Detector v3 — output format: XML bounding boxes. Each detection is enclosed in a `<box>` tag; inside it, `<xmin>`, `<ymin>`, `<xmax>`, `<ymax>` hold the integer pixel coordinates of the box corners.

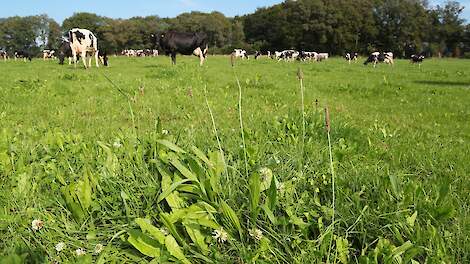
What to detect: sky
<box><xmin>0</xmin><ymin>0</ymin><xmax>469</xmax><ymax>23</ymax></box>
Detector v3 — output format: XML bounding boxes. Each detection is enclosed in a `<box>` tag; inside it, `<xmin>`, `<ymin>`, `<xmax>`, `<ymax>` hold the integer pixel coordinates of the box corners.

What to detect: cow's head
<box><xmin>150</xmin><ymin>32</ymin><xmax>165</xmax><ymax>49</ymax></box>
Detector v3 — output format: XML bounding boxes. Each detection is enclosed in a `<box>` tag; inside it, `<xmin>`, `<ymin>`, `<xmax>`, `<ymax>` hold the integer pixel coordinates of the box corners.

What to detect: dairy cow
<box><xmin>152</xmin><ymin>31</ymin><xmax>208</xmax><ymax>66</ymax></box>
<box><xmin>68</xmin><ymin>28</ymin><xmax>99</xmax><ymax>68</ymax></box>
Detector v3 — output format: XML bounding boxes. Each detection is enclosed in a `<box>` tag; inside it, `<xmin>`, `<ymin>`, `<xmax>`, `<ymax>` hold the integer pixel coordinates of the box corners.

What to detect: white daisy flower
<box><xmin>249</xmin><ymin>228</ymin><xmax>263</xmax><ymax>241</ymax></box>
<box><xmin>31</xmin><ymin>219</ymin><xmax>44</xmax><ymax>231</ymax></box>
<box><xmin>55</xmin><ymin>242</ymin><xmax>66</xmax><ymax>252</ymax></box>
<box><xmin>259</xmin><ymin>167</ymin><xmax>272</xmax><ymax>181</ymax></box>
<box><xmin>94</xmin><ymin>243</ymin><xmax>104</xmax><ymax>254</ymax></box>
<box><xmin>212</xmin><ymin>228</ymin><xmax>228</xmax><ymax>243</ymax></box>
<box><xmin>162</xmin><ymin>129</ymin><xmax>169</xmax><ymax>135</ymax></box>
<box><xmin>75</xmin><ymin>248</ymin><xmax>86</xmax><ymax>256</ymax></box>
<box><xmin>113</xmin><ymin>140</ymin><xmax>122</xmax><ymax>148</ymax></box>
<box><xmin>159</xmin><ymin>227</ymin><xmax>169</xmax><ymax>236</ymax></box>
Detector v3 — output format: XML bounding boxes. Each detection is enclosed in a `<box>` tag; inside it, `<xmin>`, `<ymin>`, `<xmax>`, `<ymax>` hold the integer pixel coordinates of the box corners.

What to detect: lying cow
<box><xmin>14</xmin><ymin>50</ymin><xmax>32</xmax><ymax>61</ymax></box>
<box><xmin>345</xmin><ymin>52</ymin><xmax>358</xmax><ymax>64</ymax></box>
<box><xmin>68</xmin><ymin>28</ymin><xmax>100</xmax><ymax>68</ymax></box>
<box><xmin>152</xmin><ymin>31</ymin><xmax>208</xmax><ymax>66</ymax></box>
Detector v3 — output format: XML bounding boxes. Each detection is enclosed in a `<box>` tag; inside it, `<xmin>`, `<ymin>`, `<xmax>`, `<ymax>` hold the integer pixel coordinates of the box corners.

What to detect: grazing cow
<box><xmin>0</xmin><ymin>50</ymin><xmax>8</xmax><ymax>61</ymax></box>
<box><xmin>233</xmin><ymin>49</ymin><xmax>248</xmax><ymax>59</ymax></box>
<box><xmin>254</xmin><ymin>51</ymin><xmax>262</xmax><ymax>60</ymax></box>
<box><xmin>299</xmin><ymin>51</ymin><xmax>318</xmax><ymax>61</ymax></box>
<box><xmin>345</xmin><ymin>52</ymin><xmax>358</xmax><ymax>64</ymax></box>
<box><xmin>364</xmin><ymin>52</ymin><xmax>393</xmax><ymax>67</ymax></box>
<box><xmin>278</xmin><ymin>50</ymin><xmax>299</xmax><ymax>61</ymax></box>
<box><xmin>410</xmin><ymin>54</ymin><xmax>425</xmax><ymax>66</ymax></box>
<box><xmin>58</xmin><ymin>38</ymin><xmax>73</xmax><ymax>65</ymax></box>
<box><xmin>14</xmin><ymin>50</ymin><xmax>32</xmax><ymax>61</ymax></box>
<box><xmin>43</xmin><ymin>50</ymin><xmax>55</xmax><ymax>60</ymax></box>
<box><xmin>152</xmin><ymin>31</ymin><xmax>208</xmax><ymax>66</ymax></box>
<box><xmin>68</xmin><ymin>28</ymin><xmax>99</xmax><ymax>68</ymax></box>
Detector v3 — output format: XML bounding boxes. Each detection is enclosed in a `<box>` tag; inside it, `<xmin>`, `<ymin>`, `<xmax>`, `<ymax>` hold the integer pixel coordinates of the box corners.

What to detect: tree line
<box><xmin>0</xmin><ymin>0</ymin><xmax>469</xmax><ymax>58</ymax></box>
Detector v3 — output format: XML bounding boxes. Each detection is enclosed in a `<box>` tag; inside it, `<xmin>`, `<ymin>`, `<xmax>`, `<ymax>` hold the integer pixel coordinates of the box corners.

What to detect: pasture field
<box><xmin>0</xmin><ymin>56</ymin><xmax>469</xmax><ymax>263</ymax></box>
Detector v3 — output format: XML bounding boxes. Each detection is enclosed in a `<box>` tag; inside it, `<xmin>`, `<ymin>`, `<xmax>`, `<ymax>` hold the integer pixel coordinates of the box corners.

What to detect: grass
<box><xmin>0</xmin><ymin>55</ymin><xmax>469</xmax><ymax>263</ymax></box>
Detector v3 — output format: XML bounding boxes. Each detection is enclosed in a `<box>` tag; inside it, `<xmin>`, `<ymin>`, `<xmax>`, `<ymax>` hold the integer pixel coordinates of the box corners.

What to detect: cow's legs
<box><xmin>171</xmin><ymin>53</ymin><xmax>176</xmax><ymax>65</ymax></box>
<box><xmin>193</xmin><ymin>47</ymin><xmax>205</xmax><ymax>66</ymax></box>
<box><xmin>95</xmin><ymin>50</ymin><xmax>100</xmax><ymax>68</ymax></box>
<box><xmin>72</xmin><ymin>49</ymin><xmax>78</xmax><ymax>68</ymax></box>
<box><xmin>81</xmin><ymin>50</ymin><xmax>88</xmax><ymax>69</ymax></box>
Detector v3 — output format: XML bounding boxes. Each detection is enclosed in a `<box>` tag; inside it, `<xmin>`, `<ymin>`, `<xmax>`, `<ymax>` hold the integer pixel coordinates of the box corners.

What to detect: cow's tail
<box><xmin>68</xmin><ymin>30</ymin><xmax>73</xmax><ymax>43</ymax></box>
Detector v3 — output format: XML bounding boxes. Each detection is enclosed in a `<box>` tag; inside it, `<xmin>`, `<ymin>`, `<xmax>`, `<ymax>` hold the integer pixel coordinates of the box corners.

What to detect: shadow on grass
<box><xmin>415</xmin><ymin>80</ymin><xmax>470</xmax><ymax>87</ymax></box>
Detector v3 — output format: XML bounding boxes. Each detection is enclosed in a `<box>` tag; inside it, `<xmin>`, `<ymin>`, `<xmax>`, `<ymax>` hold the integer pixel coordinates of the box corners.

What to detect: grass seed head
<box><xmin>324</xmin><ymin>106</ymin><xmax>331</xmax><ymax>133</ymax></box>
<box><xmin>297</xmin><ymin>68</ymin><xmax>304</xmax><ymax>80</ymax></box>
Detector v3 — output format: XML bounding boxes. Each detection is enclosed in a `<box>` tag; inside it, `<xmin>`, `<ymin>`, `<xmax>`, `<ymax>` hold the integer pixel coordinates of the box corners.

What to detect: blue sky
<box><xmin>0</xmin><ymin>0</ymin><xmax>469</xmax><ymax>23</ymax></box>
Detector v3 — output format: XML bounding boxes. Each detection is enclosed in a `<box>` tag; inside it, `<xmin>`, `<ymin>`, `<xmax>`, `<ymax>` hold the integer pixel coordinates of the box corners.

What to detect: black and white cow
<box><xmin>58</xmin><ymin>37</ymin><xmax>108</xmax><ymax>66</ymax></box>
<box><xmin>233</xmin><ymin>49</ymin><xmax>248</xmax><ymax>59</ymax></box>
<box><xmin>410</xmin><ymin>54</ymin><xmax>425</xmax><ymax>64</ymax></box>
<box><xmin>0</xmin><ymin>50</ymin><xmax>8</xmax><ymax>61</ymax></box>
<box><xmin>364</xmin><ymin>52</ymin><xmax>393</xmax><ymax>67</ymax></box>
<box><xmin>299</xmin><ymin>51</ymin><xmax>318</xmax><ymax>61</ymax></box>
<box><xmin>254</xmin><ymin>51</ymin><xmax>262</xmax><ymax>60</ymax></box>
<box><xmin>43</xmin><ymin>50</ymin><xmax>55</xmax><ymax>60</ymax></box>
<box><xmin>152</xmin><ymin>31</ymin><xmax>208</xmax><ymax>66</ymax></box>
<box><xmin>68</xmin><ymin>28</ymin><xmax>99</xmax><ymax>68</ymax></box>
<box><xmin>345</xmin><ymin>52</ymin><xmax>358</xmax><ymax>64</ymax></box>
<box><xmin>14</xmin><ymin>50</ymin><xmax>32</xmax><ymax>61</ymax></box>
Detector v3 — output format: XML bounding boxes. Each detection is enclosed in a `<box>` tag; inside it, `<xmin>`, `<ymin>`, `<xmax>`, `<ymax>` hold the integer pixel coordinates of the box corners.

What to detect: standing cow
<box><xmin>14</xmin><ymin>50</ymin><xmax>32</xmax><ymax>61</ymax></box>
<box><xmin>58</xmin><ymin>37</ymin><xmax>108</xmax><ymax>66</ymax></box>
<box><xmin>68</xmin><ymin>28</ymin><xmax>99</xmax><ymax>68</ymax></box>
<box><xmin>152</xmin><ymin>31</ymin><xmax>208</xmax><ymax>66</ymax></box>
<box><xmin>0</xmin><ymin>50</ymin><xmax>8</xmax><ymax>61</ymax></box>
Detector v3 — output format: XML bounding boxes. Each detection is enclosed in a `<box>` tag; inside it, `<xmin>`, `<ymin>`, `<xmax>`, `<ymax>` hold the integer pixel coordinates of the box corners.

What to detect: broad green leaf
<box><xmin>157</xmin><ymin>139</ymin><xmax>186</xmax><ymax>153</ymax></box>
<box><xmin>336</xmin><ymin>237</ymin><xmax>349</xmax><ymax>264</ymax></box>
<box><xmin>168</xmin><ymin>153</ymin><xmax>198</xmax><ymax>181</ymax></box>
<box><xmin>389</xmin><ymin>174</ymin><xmax>400</xmax><ymax>198</ymax></box>
<box><xmin>183</xmin><ymin>222</ymin><xmax>209</xmax><ymax>255</ymax></box>
<box><xmin>220</xmin><ymin>200</ymin><xmax>243</xmax><ymax>239</ymax></box>
<box><xmin>191</xmin><ymin>146</ymin><xmax>211</xmax><ymax>166</ymax></box>
<box><xmin>266</xmin><ymin>175</ymin><xmax>277</xmax><ymax>210</ymax></box>
<box><xmin>406</xmin><ymin>211</ymin><xmax>418</xmax><ymax>227</ymax></box>
<box><xmin>249</xmin><ymin>172</ymin><xmax>261</xmax><ymax>222</ymax></box>
<box><xmin>127</xmin><ymin>230</ymin><xmax>161</xmax><ymax>258</ymax></box>
<box><xmin>262</xmin><ymin>204</ymin><xmax>277</xmax><ymax>225</ymax></box>
<box><xmin>165</xmin><ymin>235</ymin><xmax>191</xmax><ymax>264</ymax></box>
<box><xmin>157</xmin><ymin>179</ymin><xmax>192</xmax><ymax>203</ymax></box>
<box><xmin>391</xmin><ymin>241</ymin><xmax>412</xmax><ymax>258</ymax></box>
<box><xmin>135</xmin><ymin>218</ymin><xmax>166</xmax><ymax>244</ymax></box>
<box><xmin>76</xmin><ymin>173</ymin><xmax>92</xmax><ymax>211</ymax></box>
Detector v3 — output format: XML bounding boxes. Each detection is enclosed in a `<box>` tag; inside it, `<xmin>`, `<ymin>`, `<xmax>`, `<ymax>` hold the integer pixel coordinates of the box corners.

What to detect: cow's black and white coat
<box><xmin>68</xmin><ymin>28</ymin><xmax>99</xmax><ymax>68</ymax></box>
<box><xmin>58</xmin><ymin>37</ymin><xmax>108</xmax><ymax>66</ymax></box>
<box><xmin>152</xmin><ymin>31</ymin><xmax>208</xmax><ymax>66</ymax></box>
<box><xmin>14</xmin><ymin>50</ymin><xmax>32</xmax><ymax>61</ymax></box>
<box><xmin>410</xmin><ymin>54</ymin><xmax>425</xmax><ymax>64</ymax></box>
<box><xmin>0</xmin><ymin>50</ymin><xmax>8</xmax><ymax>61</ymax></box>
<box><xmin>345</xmin><ymin>52</ymin><xmax>358</xmax><ymax>64</ymax></box>
<box><xmin>364</xmin><ymin>52</ymin><xmax>393</xmax><ymax>67</ymax></box>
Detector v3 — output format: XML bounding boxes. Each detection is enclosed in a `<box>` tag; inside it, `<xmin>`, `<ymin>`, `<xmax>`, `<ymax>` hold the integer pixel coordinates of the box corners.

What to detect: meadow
<box><xmin>0</xmin><ymin>55</ymin><xmax>469</xmax><ymax>263</ymax></box>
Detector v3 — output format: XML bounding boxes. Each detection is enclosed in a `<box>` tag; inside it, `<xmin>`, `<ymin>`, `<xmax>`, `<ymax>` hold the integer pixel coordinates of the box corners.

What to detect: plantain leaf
<box><xmin>249</xmin><ymin>172</ymin><xmax>261</xmax><ymax>223</ymax></box>
<box><xmin>220</xmin><ymin>200</ymin><xmax>243</xmax><ymax>239</ymax></box>
<box><xmin>168</xmin><ymin>153</ymin><xmax>198</xmax><ymax>182</ymax></box>
<box><xmin>156</xmin><ymin>140</ymin><xmax>186</xmax><ymax>153</ymax></box>
<box><xmin>157</xmin><ymin>179</ymin><xmax>192</xmax><ymax>203</ymax></box>
<box><xmin>135</xmin><ymin>218</ymin><xmax>166</xmax><ymax>244</ymax></box>
<box><xmin>127</xmin><ymin>230</ymin><xmax>161</xmax><ymax>258</ymax></box>
<box><xmin>183</xmin><ymin>222</ymin><xmax>209</xmax><ymax>255</ymax></box>
<box><xmin>165</xmin><ymin>235</ymin><xmax>191</xmax><ymax>264</ymax></box>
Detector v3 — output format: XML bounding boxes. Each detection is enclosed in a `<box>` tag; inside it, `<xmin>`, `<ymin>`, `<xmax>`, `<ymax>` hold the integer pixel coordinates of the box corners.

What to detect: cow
<box><xmin>410</xmin><ymin>54</ymin><xmax>425</xmax><ymax>67</ymax></box>
<box><xmin>43</xmin><ymin>50</ymin><xmax>55</xmax><ymax>60</ymax></box>
<box><xmin>58</xmin><ymin>38</ymin><xmax>73</xmax><ymax>65</ymax></box>
<box><xmin>152</xmin><ymin>31</ymin><xmax>208</xmax><ymax>66</ymax></box>
<box><xmin>299</xmin><ymin>51</ymin><xmax>318</xmax><ymax>61</ymax></box>
<box><xmin>317</xmin><ymin>53</ymin><xmax>329</xmax><ymax>61</ymax></box>
<box><xmin>68</xmin><ymin>28</ymin><xmax>99</xmax><ymax>68</ymax></box>
<box><xmin>0</xmin><ymin>50</ymin><xmax>8</xmax><ymax>61</ymax></box>
<box><xmin>345</xmin><ymin>52</ymin><xmax>358</xmax><ymax>64</ymax></box>
<box><xmin>14</xmin><ymin>50</ymin><xmax>32</xmax><ymax>61</ymax></box>
<box><xmin>233</xmin><ymin>49</ymin><xmax>248</xmax><ymax>59</ymax></box>
<box><xmin>58</xmin><ymin>37</ymin><xmax>108</xmax><ymax>66</ymax></box>
<box><xmin>364</xmin><ymin>52</ymin><xmax>393</xmax><ymax>67</ymax></box>
<box><xmin>254</xmin><ymin>51</ymin><xmax>262</xmax><ymax>60</ymax></box>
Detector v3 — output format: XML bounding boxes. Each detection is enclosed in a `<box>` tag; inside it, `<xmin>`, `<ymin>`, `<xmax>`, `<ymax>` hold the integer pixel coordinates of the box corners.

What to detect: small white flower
<box><xmin>113</xmin><ymin>140</ymin><xmax>122</xmax><ymax>148</ymax></box>
<box><xmin>249</xmin><ymin>228</ymin><xmax>263</xmax><ymax>241</ymax></box>
<box><xmin>159</xmin><ymin>227</ymin><xmax>169</xmax><ymax>236</ymax></box>
<box><xmin>31</xmin><ymin>219</ymin><xmax>44</xmax><ymax>231</ymax></box>
<box><xmin>55</xmin><ymin>242</ymin><xmax>66</xmax><ymax>252</ymax></box>
<box><xmin>75</xmin><ymin>248</ymin><xmax>86</xmax><ymax>256</ymax></box>
<box><xmin>259</xmin><ymin>167</ymin><xmax>272</xmax><ymax>181</ymax></box>
<box><xmin>162</xmin><ymin>129</ymin><xmax>169</xmax><ymax>135</ymax></box>
<box><xmin>94</xmin><ymin>243</ymin><xmax>104</xmax><ymax>254</ymax></box>
<box><xmin>212</xmin><ymin>228</ymin><xmax>228</xmax><ymax>243</ymax></box>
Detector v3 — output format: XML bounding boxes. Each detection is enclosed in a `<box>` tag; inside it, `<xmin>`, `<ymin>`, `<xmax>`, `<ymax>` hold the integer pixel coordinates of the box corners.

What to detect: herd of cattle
<box><xmin>0</xmin><ymin>27</ymin><xmax>427</xmax><ymax>68</ymax></box>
